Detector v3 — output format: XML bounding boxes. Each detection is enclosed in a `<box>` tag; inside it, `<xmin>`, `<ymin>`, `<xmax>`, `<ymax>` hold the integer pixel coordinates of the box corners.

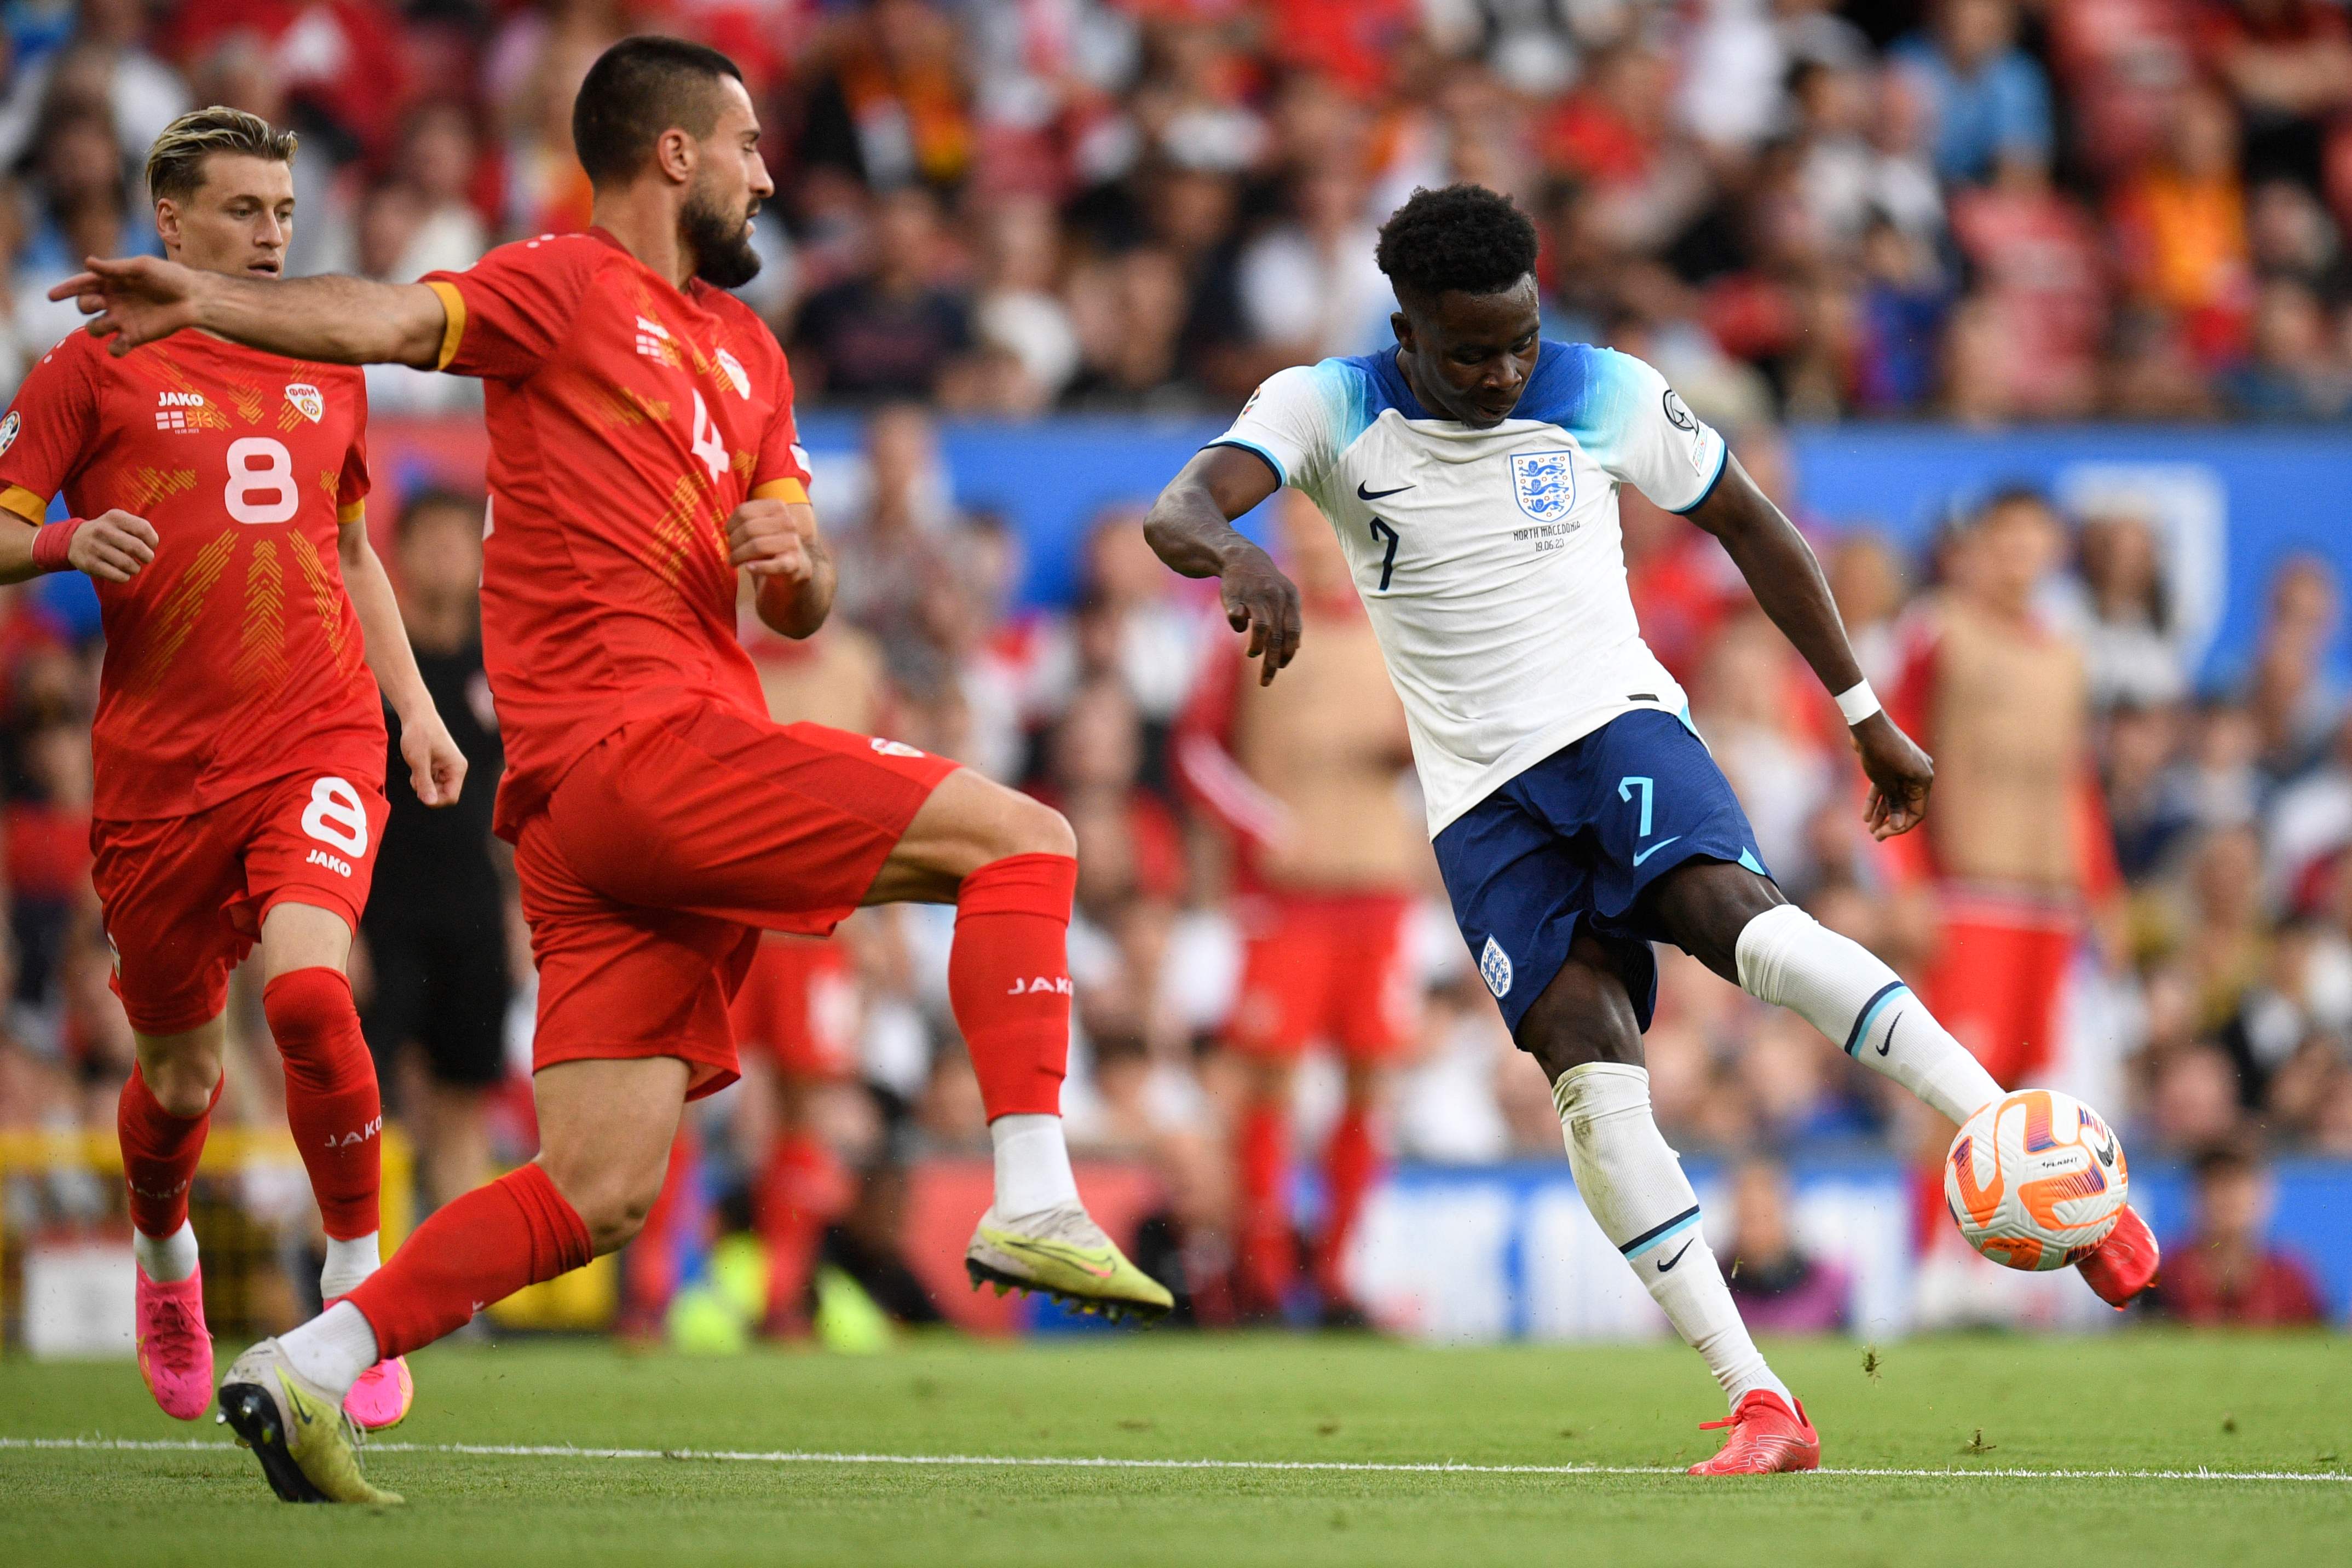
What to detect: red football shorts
<box><xmin>515</xmin><ymin>704</ymin><xmax>956</xmax><ymax>1099</ymax></box>
<box><xmin>730</xmin><ymin>933</ymin><xmax>857</xmax><ymax>1080</ymax></box>
<box><xmin>1921</xmin><ymin>906</ymin><xmax>2075</xmax><ymax>1089</ymax></box>
<box><xmin>1225</xmin><ymin>891</ymin><xmax>1419</xmax><ymax>1063</ymax></box>
<box><xmin>93</xmin><ymin>771</ymin><xmax>389</xmax><ymax>1035</ymax></box>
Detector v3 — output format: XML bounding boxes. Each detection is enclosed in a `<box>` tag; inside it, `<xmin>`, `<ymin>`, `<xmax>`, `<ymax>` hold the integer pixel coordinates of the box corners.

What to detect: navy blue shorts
<box><xmin>1433</xmin><ymin>710</ymin><xmax>1769</xmax><ymax>1038</ymax></box>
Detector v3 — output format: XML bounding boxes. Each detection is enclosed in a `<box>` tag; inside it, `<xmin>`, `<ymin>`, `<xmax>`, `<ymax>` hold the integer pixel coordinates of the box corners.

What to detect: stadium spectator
<box><xmin>789</xmin><ymin>186</ymin><xmax>976</xmax><ymax>403</ymax></box>
<box><xmin>2151</xmin><ymin>1139</ymin><xmax>2328</xmax><ymax>1324</ymax></box>
<box><xmin>1720</xmin><ymin>1157</ymin><xmax>1851</xmax><ymax>1333</ymax></box>
<box><xmin>1890</xmin><ymin>0</ymin><xmax>2055</xmax><ymax>187</ymax></box>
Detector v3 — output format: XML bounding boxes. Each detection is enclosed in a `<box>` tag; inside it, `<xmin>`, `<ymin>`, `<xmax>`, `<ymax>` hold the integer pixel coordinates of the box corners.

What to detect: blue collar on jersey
<box><xmin>1346</xmin><ymin>341</ymin><xmax>1591</xmax><ymax>428</ymax></box>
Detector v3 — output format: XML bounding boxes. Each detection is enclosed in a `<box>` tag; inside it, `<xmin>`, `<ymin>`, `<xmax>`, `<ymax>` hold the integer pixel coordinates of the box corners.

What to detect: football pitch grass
<box><xmin>3</xmin><ymin>1331</ymin><xmax>2348</xmax><ymax>1566</ymax></box>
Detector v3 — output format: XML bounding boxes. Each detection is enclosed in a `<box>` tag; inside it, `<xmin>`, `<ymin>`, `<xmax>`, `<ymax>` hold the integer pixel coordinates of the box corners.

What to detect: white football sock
<box><xmin>276</xmin><ymin>1301</ymin><xmax>379</xmax><ymax>1400</ymax></box>
<box><xmin>990</xmin><ymin>1113</ymin><xmax>1079</xmax><ymax>1217</ymax></box>
<box><xmin>1554</xmin><ymin>1063</ymin><xmax>1789</xmax><ymax>1409</ymax></box>
<box><xmin>134</xmin><ymin>1219</ymin><xmax>199</xmax><ymax>1284</ymax></box>
<box><xmin>1736</xmin><ymin>903</ymin><xmax>2003</xmax><ymax>1125</ymax></box>
<box><xmin>319</xmin><ymin>1231</ymin><xmax>381</xmax><ymax>1302</ymax></box>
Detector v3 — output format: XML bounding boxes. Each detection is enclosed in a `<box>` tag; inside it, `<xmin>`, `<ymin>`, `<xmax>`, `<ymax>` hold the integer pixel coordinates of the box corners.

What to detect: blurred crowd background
<box><xmin>3</xmin><ymin>0</ymin><xmax>2350</xmax><ymax>1341</ymax></box>
<box><xmin>0</xmin><ymin>0</ymin><xmax>2347</xmax><ymax>420</ymax></box>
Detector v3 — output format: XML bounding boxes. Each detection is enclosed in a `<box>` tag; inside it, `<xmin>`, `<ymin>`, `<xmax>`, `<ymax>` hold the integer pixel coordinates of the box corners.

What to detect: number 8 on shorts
<box><xmin>301</xmin><ymin>776</ymin><xmax>370</xmax><ymax>857</ymax></box>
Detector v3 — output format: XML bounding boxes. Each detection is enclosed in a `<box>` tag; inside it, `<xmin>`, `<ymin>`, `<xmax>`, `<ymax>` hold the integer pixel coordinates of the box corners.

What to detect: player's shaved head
<box><xmin>572</xmin><ymin>34</ymin><xmax>744</xmax><ymax>187</ymax></box>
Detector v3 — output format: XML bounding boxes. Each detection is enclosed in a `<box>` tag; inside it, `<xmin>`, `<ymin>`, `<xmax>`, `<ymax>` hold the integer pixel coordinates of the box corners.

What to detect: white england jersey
<box><xmin>1212</xmin><ymin>342</ymin><xmax>1727</xmax><ymax>835</ymax></box>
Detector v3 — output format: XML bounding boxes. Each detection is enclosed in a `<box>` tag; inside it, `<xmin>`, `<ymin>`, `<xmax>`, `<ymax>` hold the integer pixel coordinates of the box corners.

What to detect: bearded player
<box><xmin>60</xmin><ymin>37</ymin><xmax>1166</xmax><ymax>1505</ymax></box>
<box><xmin>1141</xmin><ymin>185</ymin><xmax>2159</xmax><ymax>1474</ymax></box>
<box><xmin>0</xmin><ymin>108</ymin><xmax>464</xmax><ymax>1432</ymax></box>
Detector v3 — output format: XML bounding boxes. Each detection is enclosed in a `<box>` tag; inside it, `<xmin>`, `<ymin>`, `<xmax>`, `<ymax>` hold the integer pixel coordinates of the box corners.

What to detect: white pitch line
<box><xmin>4</xmin><ymin>1436</ymin><xmax>2348</xmax><ymax>1486</ymax></box>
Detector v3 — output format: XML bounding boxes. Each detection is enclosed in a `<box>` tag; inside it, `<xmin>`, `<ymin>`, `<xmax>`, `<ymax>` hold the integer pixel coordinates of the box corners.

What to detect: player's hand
<box><xmin>399</xmin><ymin>710</ymin><xmax>468</xmax><ymax>808</ymax></box>
<box><xmin>725</xmin><ymin>499</ymin><xmax>814</xmax><ymax>585</ymax></box>
<box><xmin>68</xmin><ymin>509</ymin><xmax>159</xmax><ymax>582</ymax></box>
<box><xmin>1852</xmin><ymin>712</ymin><xmax>1932</xmax><ymax>840</ymax></box>
<box><xmin>1220</xmin><ymin>541</ymin><xmax>1302</xmax><ymax>686</ymax></box>
<box><xmin>50</xmin><ymin>255</ymin><xmax>209</xmax><ymax>355</ymax></box>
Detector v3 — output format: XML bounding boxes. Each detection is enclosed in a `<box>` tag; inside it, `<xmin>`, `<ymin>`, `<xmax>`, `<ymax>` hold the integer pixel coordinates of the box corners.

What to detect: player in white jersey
<box><xmin>1143</xmin><ymin>185</ymin><xmax>2159</xmax><ymax>1474</ymax></box>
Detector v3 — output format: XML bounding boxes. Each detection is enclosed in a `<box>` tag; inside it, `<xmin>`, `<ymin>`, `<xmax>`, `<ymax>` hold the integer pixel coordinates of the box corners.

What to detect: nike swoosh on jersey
<box><xmin>1631</xmin><ymin>834</ymin><xmax>1684</xmax><ymax>866</ymax></box>
<box><xmin>1356</xmin><ymin>481</ymin><xmax>1414</xmax><ymax>500</ymax></box>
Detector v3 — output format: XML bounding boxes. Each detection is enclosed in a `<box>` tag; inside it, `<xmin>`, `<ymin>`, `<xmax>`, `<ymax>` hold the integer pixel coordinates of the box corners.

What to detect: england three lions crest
<box><xmin>1510</xmin><ymin>449</ymin><xmax>1576</xmax><ymax>521</ymax></box>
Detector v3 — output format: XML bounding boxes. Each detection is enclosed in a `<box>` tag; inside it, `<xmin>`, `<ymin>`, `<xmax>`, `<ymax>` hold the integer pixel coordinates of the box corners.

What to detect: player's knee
<box><xmin>143</xmin><ymin>1055</ymin><xmax>223</xmax><ymax>1118</ymax></box>
<box><xmin>541</xmin><ymin>1150</ymin><xmax>668</xmax><ymax>1255</ymax></box>
<box><xmin>576</xmin><ymin>1173</ymin><xmax>664</xmax><ymax>1256</ymax></box>
<box><xmin>998</xmin><ymin>793</ymin><xmax>1076</xmax><ymax>862</ymax></box>
<box><xmin>1513</xmin><ymin>960</ymin><xmax>1643</xmax><ymax>1084</ymax></box>
<box><xmin>1649</xmin><ymin>860</ymin><xmax>1786</xmax><ymax>981</ymax></box>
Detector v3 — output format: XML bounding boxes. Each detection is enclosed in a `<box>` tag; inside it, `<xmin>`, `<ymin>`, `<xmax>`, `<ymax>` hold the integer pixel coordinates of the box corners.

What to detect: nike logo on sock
<box><xmin>1655</xmin><ymin>1239</ymin><xmax>1696</xmax><ymax>1273</ymax></box>
<box><xmin>1632</xmin><ymin>834</ymin><xmax>1684</xmax><ymax>866</ymax></box>
<box><xmin>1878</xmin><ymin>1013</ymin><xmax>1901</xmax><ymax>1058</ymax></box>
<box><xmin>1356</xmin><ymin>481</ymin><xmax>1414</xmax><ymax>500</ymax></box>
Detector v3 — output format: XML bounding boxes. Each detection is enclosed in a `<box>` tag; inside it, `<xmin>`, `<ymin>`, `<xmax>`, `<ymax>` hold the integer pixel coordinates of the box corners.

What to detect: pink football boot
<box><xmin>134</xmin><ymin>1263</ymin><xmax>213</xmax><ymax>1421</ymax></box>
<box><xmin>343</xmin><ymin>1354</ymin><xmax>415</xmax><ymax>1432</ymax></box>
<box><xmin>1688</xmin><ymin>1390</ymin><xmax>1821</xmax><ymax>1475</ymax></box>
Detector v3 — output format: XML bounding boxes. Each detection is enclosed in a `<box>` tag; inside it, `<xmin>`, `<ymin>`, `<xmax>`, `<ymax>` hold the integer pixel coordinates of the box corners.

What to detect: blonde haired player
<box><xmin>0</xmin><ymin>108</ymin><xmax>465</xmax><ymax>1431</ymax></box>
<box><xmin>59</xmin><ymin>38</ymin><xmax>1166</xmax><ymax>1504</ymax></box>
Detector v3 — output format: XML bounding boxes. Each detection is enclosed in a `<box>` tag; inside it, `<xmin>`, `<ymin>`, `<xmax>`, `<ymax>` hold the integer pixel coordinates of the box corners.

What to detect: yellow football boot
<box><xmin>215</xmin><ymin>1340</ymin><xmax>402</xmax><ymax>1505</ymax></box>
<box><xmin>965</xmin><ymin>1202</ymin><xmax>1174</xmax><ymax>1324</ymax></box>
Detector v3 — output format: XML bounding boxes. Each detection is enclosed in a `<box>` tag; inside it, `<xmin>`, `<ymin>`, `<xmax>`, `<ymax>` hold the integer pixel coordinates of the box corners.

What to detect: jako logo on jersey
<box><xmin>304</xmin><ymin>847</ymin><xmax>353</xmax><ymax>878</ymax></box>
<box><xmin>1006</xmin><ymin>976</ymin><xmax>1073</xmax><ymax>996</ymax></box>
<box><xmin>870</xmin><ymin>737</ymin><xmax>924</xmax><ymax>758</ymax></box>
<box><xmin>0</xmin><ymin>411</ymin><xmax>16</xmax><ymax>456</ymax></box>
<box><xmin>154</xmin><ymin>390</ymin><xmax>206</xmax><ymax>433</ymax></box>
<box><xmin>284</xmin><ymin>383</ymin><xmax>322</xmax><ymax>423</ymax></box>
<box><xmin>1509</xmin><ymin>450</ymin><xmax>1576</xmax><ymax>522</ymax></box>
<box><xmin>715</xmin><ymin>347</ymin><xmax>750</xmax><ymax>398</ymax></box>
<box><xmin>1479</xmin><ymin>936</ymin><xmax>1513</xmax><ymax>999</ymax></box>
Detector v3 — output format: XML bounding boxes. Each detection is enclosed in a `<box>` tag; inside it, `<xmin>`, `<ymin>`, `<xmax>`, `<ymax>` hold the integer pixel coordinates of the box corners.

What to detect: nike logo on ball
<box><xmin>1356</xmin><ymin>481</ymin><xmax>1413</xmax><ymax>500</ymax></box>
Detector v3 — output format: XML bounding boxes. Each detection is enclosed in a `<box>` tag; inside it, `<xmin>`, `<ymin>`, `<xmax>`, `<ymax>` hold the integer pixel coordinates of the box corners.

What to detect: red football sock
<box><xmin>1313</xmin><ymin>1106</ymin><xmax>1382</xmax><ymax>1302</ymax></box>
<box><xmin>345</xmin><ymin>1162</ymin><xmax>591</xmax><ymax>1359</ymax></box>
<box><xmin>758</xmin><ymin>1129</ymin><xmax>849</xmax><ymax>1331</ymax></box>
<box><xmin>263</xmin><ymin>967</ymin><xmax>382</xmax><ymax>1241</ymax></box>
<box><xmin>118</xmin><ymin>1065</ymin><xmax>222</xmax><ymax>1240</ymax></box>
<box><xmin>1236</xmin><ymin>1102</ymin><xmax>1296</xmax><ymax>1313</ymax></box>
<box><xmin>947</xmin><ymin>853</ymin><xmax>1077</xmax><ymax>1120</ymax></box>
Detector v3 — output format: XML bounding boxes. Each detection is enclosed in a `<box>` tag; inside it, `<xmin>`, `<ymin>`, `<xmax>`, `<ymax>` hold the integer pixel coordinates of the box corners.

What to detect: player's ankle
<box><xmin>989</xmin><ymin>1114</ymin><xmax>1079</xmax><ymax>1216</ymax></box>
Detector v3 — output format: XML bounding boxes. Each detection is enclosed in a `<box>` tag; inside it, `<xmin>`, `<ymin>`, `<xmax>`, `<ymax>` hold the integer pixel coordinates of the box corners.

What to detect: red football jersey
<box><xmin>0</xmin><ymin>330</ymin><xmax>382</xmax><ymax>821</ymax></box>
<box><xmin>422</xmin><ymin>229</ymin><xmax>811</xmax><ymax>839</ymax></box>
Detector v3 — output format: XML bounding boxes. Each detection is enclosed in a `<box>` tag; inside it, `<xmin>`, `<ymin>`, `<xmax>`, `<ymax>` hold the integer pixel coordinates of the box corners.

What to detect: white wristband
<box><xmin>1834</xmin><ymin>679</ymin><xmax>1881</xmax><ymax>727</ymax></box>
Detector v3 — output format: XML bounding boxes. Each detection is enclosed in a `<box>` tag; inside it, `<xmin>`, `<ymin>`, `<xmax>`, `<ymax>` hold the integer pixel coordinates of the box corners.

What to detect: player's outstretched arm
<box><xmin>1685</xmin><ymin>456</ymin><xmax>1933</xmax><ymax>840</ymax></box>
<box><xmin>339</xmin><ymin>518</ymin><xmax>466</xmax><ymax>806</ymax></box>
<box><xmin>1143</xmin><ymin>446</ymin><xmax>1300</xmax><ymax>687</ymax></box>
<box><xmin>51</xmin><ymin>256</ymin><xmax>447</xmax><ymax>367</ymax></box>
